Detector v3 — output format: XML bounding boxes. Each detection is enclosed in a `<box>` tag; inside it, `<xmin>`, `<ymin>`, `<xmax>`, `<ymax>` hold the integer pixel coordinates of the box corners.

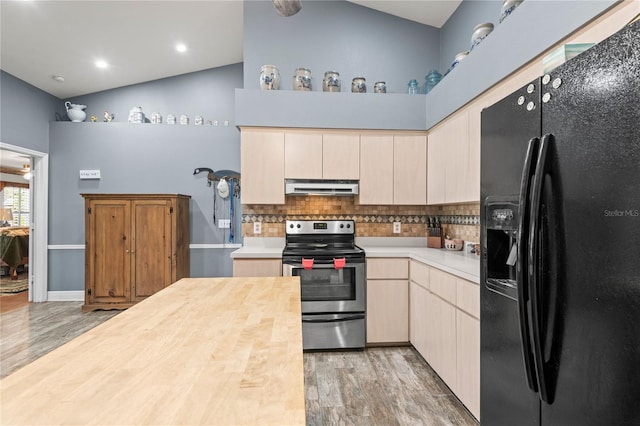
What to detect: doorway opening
<box><xmin>0</xmin><ymin>142</ymin><xmax>48</xmax><ymax>303</ymax></box>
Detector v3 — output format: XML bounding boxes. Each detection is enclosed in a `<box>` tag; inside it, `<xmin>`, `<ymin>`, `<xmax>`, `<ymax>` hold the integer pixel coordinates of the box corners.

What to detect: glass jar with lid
<box><xmin>423</xmin><ymin>69</ymin><xmax>442</xmax><ymax>94</ymax></box>
<box><xmin>407</xmin><ymin>79</ymin><xmax>420</xmax><ymax>94</ymax></box>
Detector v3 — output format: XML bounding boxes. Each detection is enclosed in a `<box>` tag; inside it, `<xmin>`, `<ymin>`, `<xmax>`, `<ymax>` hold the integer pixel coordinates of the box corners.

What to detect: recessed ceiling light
<box><xmin>95</xmin><ymin>59</ymin><xmax>108</xmax><ymax>69</ymax></box>
<box><xmin>176</xmin><ymin>44</ymin><xmax>187</xmax><ymax>53</ymax></box>
<box><xmin>52</xmin><ymin>75</ymin><xmax>65</xmax><ymax>82</ymax></box>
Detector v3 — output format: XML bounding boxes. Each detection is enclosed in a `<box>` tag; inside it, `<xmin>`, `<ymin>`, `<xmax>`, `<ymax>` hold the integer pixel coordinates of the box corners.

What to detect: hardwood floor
<box><xmin>305</xmin><ymin>348</ymin><xmax>478</xmax><ymax>426</ymax></box>
<box><xmin>0</xmin><ymin>301</ymin><xmax>119</xmax><ymax>378</ymax></box>
<box><xmin>0</xmin><ymin>302</ymin><xmax>478</xmax><ymax>425</ymax></box>
<box><xmin>0</xmin><ymin>291</ymin><xmax>29</xmax><ymax>314</ymax></box>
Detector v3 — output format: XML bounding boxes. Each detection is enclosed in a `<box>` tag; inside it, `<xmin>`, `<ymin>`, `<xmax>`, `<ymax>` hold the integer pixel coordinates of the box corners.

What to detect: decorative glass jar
<box><xmin>407</xmin><ymin>79</ymin><xmax>420</xmax><ymax>94</ymax></box>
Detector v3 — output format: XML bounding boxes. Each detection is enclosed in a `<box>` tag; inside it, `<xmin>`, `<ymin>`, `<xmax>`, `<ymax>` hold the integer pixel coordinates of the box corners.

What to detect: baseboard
<box><xmin>47</xmin><ymin>291</ymin><xmax>84</xmax><ymax>301</ymax></box>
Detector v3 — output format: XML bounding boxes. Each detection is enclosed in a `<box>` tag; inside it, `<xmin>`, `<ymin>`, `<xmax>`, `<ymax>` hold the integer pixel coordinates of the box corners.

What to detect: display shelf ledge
<box><xmin>234</xmin><ymin>89</ymin><xmax>427</xmax><ymax>131</ymax></box>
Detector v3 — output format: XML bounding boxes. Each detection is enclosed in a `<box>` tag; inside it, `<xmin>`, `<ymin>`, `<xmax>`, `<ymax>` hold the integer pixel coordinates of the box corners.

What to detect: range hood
<box><xmin>285</xmin><ymin>179</ymin><xmax>359</xmax><ymax>196</ymax></box>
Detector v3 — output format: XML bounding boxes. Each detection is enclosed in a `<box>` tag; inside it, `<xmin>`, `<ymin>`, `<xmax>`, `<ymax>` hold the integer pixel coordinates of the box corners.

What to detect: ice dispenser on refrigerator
<box><xmin>483</xmin><ymin>195</ymin><xmax>519</xmax><ymax>300</ymax></box>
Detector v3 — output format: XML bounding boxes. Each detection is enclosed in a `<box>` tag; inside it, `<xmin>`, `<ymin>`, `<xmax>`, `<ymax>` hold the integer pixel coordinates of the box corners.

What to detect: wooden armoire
<box><xmin>82</xmin><ymin>194</ymin><xmax>190</xmax><ymax>311</ymax></box>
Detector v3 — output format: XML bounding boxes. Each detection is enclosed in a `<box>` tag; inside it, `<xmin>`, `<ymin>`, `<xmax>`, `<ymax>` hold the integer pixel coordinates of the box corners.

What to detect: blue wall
<box><xmin>439</xmin><ymin>0</ymin><xmax>501</xmax><ymax>73</ymax></box>
<box><xmin>244</xmin><ymin>0</ymin><xmax>441</xmax><ymax>94</ymax></box>
<box><xmin>0</xmin><ymin>70</ymin><xmax>59</xmax><ymax>152</ymax></box>
<box><xmin>47</xmin><ymin>63</ymin><xmax>243</xmax><ymax>291</ymax></box>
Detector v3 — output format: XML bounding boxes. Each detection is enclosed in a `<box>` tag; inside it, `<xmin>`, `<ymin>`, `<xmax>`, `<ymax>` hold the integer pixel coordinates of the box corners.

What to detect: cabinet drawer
<box><xmin>409</xmin><ymin>260</ymin><xmax>429</xmax><ymax>289</ymax></box>
<box><xmin>429</xmin><ymin>268</ymin><xmax>456</xmax><ymax>305</ymax></box>
<box><xmin>456</xmin><ymin>278</ymin><xmax>480</xmax><ymax>319</ymax></box>
<box><xmin>367</xmin><ymin>258</ymin><xmax>408</xmax><ymax>279</ymax></box>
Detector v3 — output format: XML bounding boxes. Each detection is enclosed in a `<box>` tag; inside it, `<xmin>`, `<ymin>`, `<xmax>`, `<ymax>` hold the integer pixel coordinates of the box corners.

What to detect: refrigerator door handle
<box><xmin>517</xmin><ymin>136</ymin><xmax>541</xmax><ymax>393</ymax></box>
<box><xmin>528</xmin><ymin>133</ymin><xmax>553</xmax><ymax>403</ymax></box>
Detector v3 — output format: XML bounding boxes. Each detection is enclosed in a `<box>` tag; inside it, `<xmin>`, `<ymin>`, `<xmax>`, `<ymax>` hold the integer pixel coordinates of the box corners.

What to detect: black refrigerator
<box><xmin>480</xmin><ymin>19</ymin><xmax>640</xmax><ymax>426</ymax></box>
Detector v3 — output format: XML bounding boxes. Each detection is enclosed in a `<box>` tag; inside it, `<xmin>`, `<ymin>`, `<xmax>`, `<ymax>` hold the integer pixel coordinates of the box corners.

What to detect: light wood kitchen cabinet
<box><xmin>284</xmin><ymin>130</ymin><xmax>359</xmax><ymax>180</ymax></box>
<box><xmin>409</xmin><ymin>260</ymin><xmax>430</xmax><ymax>357</ymax></box>
<box><xmin>427</xmin><ymin>110</ymin><xmax>475</xmax><ymax>205</ymax></box>
<box><xmin>284</xmin><ymin>130</ymin><xmax>323</xmax><ymax>179</ymax></box>
<box><xmin>456</xmin><ymin>309</ymin><xmax>480</xmax><ymax>420</ymax></box>
<box><xmin>426</xmin><ymin>290</ymin><xmax>457</xmax><ymax>387</ymax></box>
<box><xmin>367</xmin><ymin>279</ymin><xmax>409</xmax><ymax>343</ymax></box>
<box><xmin>82</xmin><ymin>194</ymin><xmax>190</xmax><ymax>312</ymax></box>
<box><xmin>394</xmin><ymin>134</ymin><xmax>427</xmax><ymax>205</ymax></box>
<box><xmin>233</xmin><ymin>259</ymin><xmax>282</xmax><ymax>277</ymax></box>
<box><xmin>426</xmin><ymin>123</ymin><xmax>447</xmax><ymax>205</ymax></box>
<box><xmin>322</xmin><ymin>132</ymin><xmax>360</xmax><ymax>179</ymax></box>
<box><xmin>409</xmin><ymin>280</ymin><xmax>430</xmax><ymax>359</ymax></box>
<box><xmin>366</xmin><ymin>258</ymin><xmax>409</xmax><ymax>344</ymax></box>
<box><xmin>359</xmin><ymin>134</ymin><xmax>394</xmax><ymax>204</ymax></box>
<box><xmin>240</xmin><ymin>128</ymin><xmax>285</xmax><ymax>204</ymax></box>
<box><xmin>359</xmin><ymin>132</ymin><xmax>428</xmax><ymax>205</ymax></box>
<box><xmin>408</xmin><ymin>259</ymin><xmax>480</xmax><ymax>421</ymax></box>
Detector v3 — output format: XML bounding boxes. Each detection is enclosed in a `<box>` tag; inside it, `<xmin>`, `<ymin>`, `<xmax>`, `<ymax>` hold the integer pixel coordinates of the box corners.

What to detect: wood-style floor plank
<box><xmin>0</xmin><ymin>301</ymin><xmax>119</xmax><ymax>378</ymax></box>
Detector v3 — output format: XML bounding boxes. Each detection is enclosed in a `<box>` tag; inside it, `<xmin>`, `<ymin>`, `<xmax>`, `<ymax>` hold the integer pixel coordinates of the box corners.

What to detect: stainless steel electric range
<box><xmin>282</xmin><ymin>220</ymin><xmax>366</xmax><ymax>350</ymax></box>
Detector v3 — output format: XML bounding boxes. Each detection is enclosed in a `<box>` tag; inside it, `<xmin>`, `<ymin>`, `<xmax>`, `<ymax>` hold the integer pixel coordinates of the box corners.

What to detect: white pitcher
<box><xmin>65</xmin><ymin>101</ymin><xmax>87</xmax><ymax>122</ymax></box>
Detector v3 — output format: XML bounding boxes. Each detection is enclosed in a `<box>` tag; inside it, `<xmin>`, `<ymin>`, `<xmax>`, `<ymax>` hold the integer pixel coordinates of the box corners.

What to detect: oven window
<box><xmin>293</xmin><ymin>267</ymin><xmax>356</xmax><ymax>301</ymax></box>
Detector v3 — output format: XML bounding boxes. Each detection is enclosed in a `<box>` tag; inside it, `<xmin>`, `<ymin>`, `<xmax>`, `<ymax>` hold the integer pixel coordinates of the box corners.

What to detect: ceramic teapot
<box><xmin>65</xmin><ymin>101</ymin><xmax>87</xmax><ymax>122</ymax></box>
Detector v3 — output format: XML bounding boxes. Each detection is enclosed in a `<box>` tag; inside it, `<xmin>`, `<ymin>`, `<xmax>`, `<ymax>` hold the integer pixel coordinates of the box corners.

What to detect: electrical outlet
<box><xmin>213</xmin><ymin>120</ymin><xmax>219</xmax><ymax>126</ymax></box>
<box><xmin>224</xmin><ymin>120</ymin><xmax>229</xmax><ymax>127</ymax></box>
<box><xmin>218</xmin><ymin>219</ymin><xmax>230</xmax><ymax>229</ymax></box>
<box><xmin>253</xmin><ymin>222</ymin><xmax>262</xmax><ymax>234</ymax></box>
<box><xmin>393</xmin><ymin>222</ymin><xmax>402</xmax><ymax>234</ymax></box>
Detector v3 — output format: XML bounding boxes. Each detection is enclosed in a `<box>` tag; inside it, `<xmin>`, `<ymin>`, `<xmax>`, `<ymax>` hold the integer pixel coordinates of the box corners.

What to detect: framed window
<box><xmin>2</xmin><ymin>186</ymin><xmax>30</xmax><ymax>226</ymax></box>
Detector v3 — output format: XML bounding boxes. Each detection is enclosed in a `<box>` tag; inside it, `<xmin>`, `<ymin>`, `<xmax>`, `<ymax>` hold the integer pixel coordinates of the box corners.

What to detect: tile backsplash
<box><xmin>242</xmin><ymin>196</ymin><xmax>480</xmax><ymax>242</ymax></box>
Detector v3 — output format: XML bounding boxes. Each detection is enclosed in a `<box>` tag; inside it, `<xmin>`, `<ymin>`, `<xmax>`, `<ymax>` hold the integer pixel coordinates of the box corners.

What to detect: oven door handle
<box><xmin>287</xmin><ymin>262</ymin><xmax>348</xmax><ymax>269</ymax></box>
<box><xmin>302</xmin><ymin>314</ymin><xmax>365</xmax><ymax>323</ymax></box>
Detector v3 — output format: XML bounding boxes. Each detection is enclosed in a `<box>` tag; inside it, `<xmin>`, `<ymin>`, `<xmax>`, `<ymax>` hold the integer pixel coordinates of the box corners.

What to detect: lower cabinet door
<box><xmin>427</xmin><ymin>292</ymin><xmax>457</xmax><ymax>387</ymax></box>
<box><xmin>456</xmin><ymin>310</ymin><xmax>480</xmax><ymax>420</ymax></box>
<box><xmin>409</xmin><ymin>281</ymin><xmax>429</xmax><ymax>359</ymax></box>
<box><xmin>366</xmin><ymin>279</ymin><xmax>409</xmax><ymax>344</ymax></box>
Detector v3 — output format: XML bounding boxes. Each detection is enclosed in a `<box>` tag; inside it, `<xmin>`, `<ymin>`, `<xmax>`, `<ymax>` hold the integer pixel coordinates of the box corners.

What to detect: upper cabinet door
<box><xmin>427</xmin><ymin>126</ymin><xmax>446</xmax><ymax>205</ymax></box>
<box><xmin>359</xmin><ymin>133</ymin><xmax>394</xmax><ymax>205</ymax></box>
<box><xmin>240</xmin><ymin>128</ymin><xmax>285</xmax><ymax>204</ymax></box>
<box><xmin>322</xmin><ymin>132</ymin><xmax>360</xmax><ymax>180</ymax></box>
<box><xmin>444</xmin><ymin>110</ymin><xmax>470</xmax><ymax>204</ymax></box>
<box><xmin>284</xmin><ymin>131</ymin><xmax>323</xmax><ymax>179</ymax></box>
<box><xmin>394</xmin><ymin>134</ymin><xmax>427</xmax><ymax>205</ymax></box>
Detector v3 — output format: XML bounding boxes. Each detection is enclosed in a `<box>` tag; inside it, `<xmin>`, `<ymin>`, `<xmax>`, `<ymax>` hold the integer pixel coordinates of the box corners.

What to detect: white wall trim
<box><xmin>47</xmin><ymin>291</ymin><xmax>84</xmax><ymax>302</ymax></box>
<box><xmin>46</xmin><ymin>244</ymin><xmax>242</xmax><ymax>250</ymax></box>
<box><xmin>190</xmin><ymin>244</ymin><xmax>242</xmax><ymax>249</ymax></box>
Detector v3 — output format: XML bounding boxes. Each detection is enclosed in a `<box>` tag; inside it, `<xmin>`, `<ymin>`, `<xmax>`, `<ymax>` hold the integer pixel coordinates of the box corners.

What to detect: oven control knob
<box><xmin>289</xmin><ymin>223</ymin><xmax>294</xmax><ymax>228</ymax></box>
<box><xmin>296</xmin><ymin>224</ymin><xmax>301</xmax><ymax>228</ymax></box>
<box><xmin>347</xmin><ymin>224</ymin><xmax>351</xmax><ymax>228</ymax></box>
<box><xmin>340</xmin><ymin>224</ymin><xmax>344</xmax><ymax>229</ymax></box>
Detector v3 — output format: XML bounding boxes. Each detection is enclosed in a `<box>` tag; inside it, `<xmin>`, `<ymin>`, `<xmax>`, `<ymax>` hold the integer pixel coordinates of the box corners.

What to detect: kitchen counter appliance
<box><xmin>480</xmin><ymin>20</ymin><xmax>640</xmax><ymax>425</ymax></box>
<box><xmin>282</xmin><ymin>220</ymin><xmax>366</xmax><ymax>350</ymax></box>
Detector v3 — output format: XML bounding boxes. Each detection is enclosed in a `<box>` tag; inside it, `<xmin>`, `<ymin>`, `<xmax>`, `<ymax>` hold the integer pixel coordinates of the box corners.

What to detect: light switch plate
<box><xmin>218</xmin><ymin>219</ymin><xmax>230</xmax><ymax>229</ymax></box>
<box><xmin>253</xmin><ymin>222</ymin><xmax>262</xmax><ymax>234</ymax></box>
<box><xmin>79</xmin><ymin>169</ymin><xmax>101</xmax><ymax>179</ymax></box>
<box><xmin>393</xmin><ymin>222</ymin><xmax>401</xmax><ymax>234</ymax></box>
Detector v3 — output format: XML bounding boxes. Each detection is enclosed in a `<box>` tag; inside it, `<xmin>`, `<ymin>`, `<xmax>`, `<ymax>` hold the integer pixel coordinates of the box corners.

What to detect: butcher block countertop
<box><xmin>0</xmin><ymin>277</ymin><xmax>306</xmax><ymax>425</ymax></box>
